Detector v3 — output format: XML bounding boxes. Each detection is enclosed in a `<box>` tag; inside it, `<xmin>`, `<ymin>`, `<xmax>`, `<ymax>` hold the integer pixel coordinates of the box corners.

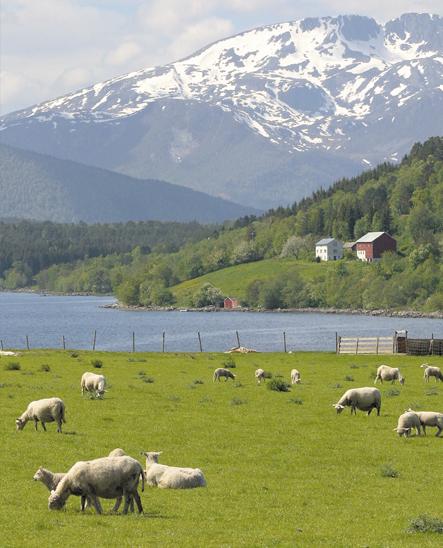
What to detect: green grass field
<box><xmin>1</xmin><ymin>351</ymin><xmax>443</xmax><ymax>547</ymax></box>
<box><xmin>172</xmin><ymin>259</ymin><xmax>337</xmax><ymax>304</ymax></box>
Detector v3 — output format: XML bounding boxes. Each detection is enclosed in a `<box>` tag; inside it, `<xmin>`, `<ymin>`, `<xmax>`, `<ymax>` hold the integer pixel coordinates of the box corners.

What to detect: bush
<box><xmin>407</xmin><ymin>515</ymin><xmax>443</xmax><ymax>534</ymax></box>
<box><xmin>344</xmin><ymin>375</ymin><xmax>354</xmax><ymax>382</ymax></box>
<box><xmin>385</xmin><ymin>388</ymin><xmax>400</xmax><ymax>397</ymax></box>
<box><xmin>70</xmin><ymin>352</ymin><xmax>79</xmax><ymax>358</ymax></box>
<box><xmin>138</xmin><ymin>371</ymin><xmax>154</xmax><ymax>383</ymax></box>
<box><xmin>267</xmin><ymin>379</ymin><xmax>291</xmax><ymax>392</ymax></box>
<box><xmin>192</xmin><ymin>379</ymin><xmax>204</xmax><ymax>385</ymax></box>
<box><xmin>4</xmin><ymin>362</ymin><xmax>20</xmax><ymax>371</ymax></box>
<box><xmin>288</xmin><ymin>398</ymin><xmax>303</xmax><ymax>405</ymax></box>
<box><xmin>39</xmin><ymin>364</ymin><xmax>51</xmax><ymax>372</ymax></box>
<box><xmin>380</xmin><ymin>464</ymin><xmax>399</xmax><ymax>478</ymax></box>
<box><xmin>231</xmin><ymin>397</ymin><xmax>247</xmax><ymax>406</ymax></box>
<box><xmin>223</xmin><ymin>356</ymin><xmax>236</xmax><ymax>368</ymax></box>
<box><xmin>91</xmin><ymin>359</ymin><xmax>103</xmax><ymax>368</ymax></box>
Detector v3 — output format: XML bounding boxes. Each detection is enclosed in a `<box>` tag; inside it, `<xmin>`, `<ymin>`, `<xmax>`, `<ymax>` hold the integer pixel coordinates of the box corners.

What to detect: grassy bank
<box><xmin>1</xmin><ymin>350</ymin><xmax>443</xmax><ymax>546</ymax></box>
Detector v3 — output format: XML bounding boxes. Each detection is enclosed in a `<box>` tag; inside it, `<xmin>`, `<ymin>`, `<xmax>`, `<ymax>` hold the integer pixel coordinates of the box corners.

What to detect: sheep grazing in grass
<box><xmin>34</xmin><ymin>467</ymin><xmax>91</xmax><ymax>510</ymax></box>
<box><xmin>48</xmin><ymin>456</ymin><xmax>144</xmax><ymax>514</ymax></box>
<box><xmin>394</xmin><ymin>411</ymin><xmax>422</xmax><ymax>437</ymax></box>
<box><xmin>333</xmin><ymin>387</ymin><xmax>381</xmax><ymax>416</ymax></box>
<box><xmin>213</xmin><ymin>368</ymin><xmax>236</xmax><ymax>382</ymax></box>
<box><xmin>141</xmin><ymin>451</ymin><xmax>206</xmax><ymax>489</ymax></box>
<box><xmin>291</xmin><ymin>369</ymin><xmax>301</xmax><ymax>385</ymax></box>
<box><xmin>255</xmin><ymin>369</ymin><xmax>266</xmax><ymax>384</ymax></box>
<box><xmin>374</xmin><ymin>365</ymin><xmax>404</xmax><ymax>385</ymax></box>
<box><xmin>81</xmin><ymin>372</ymin><xmax>106</xmax><ymax>398</ymax></box>
<box><xmin>407</xmin><ymin>409</ymin><xmax>443</xmax><ymax>437</ymax></box>
<box><xmin>16</xmin><ymin>397</ymin><xmax>66</xmax><ymax>433</ymax></box>
<box><xmin>421</xmin><ymin>364</ymin><xmax>443</xmax><ymax>383</ymax></box>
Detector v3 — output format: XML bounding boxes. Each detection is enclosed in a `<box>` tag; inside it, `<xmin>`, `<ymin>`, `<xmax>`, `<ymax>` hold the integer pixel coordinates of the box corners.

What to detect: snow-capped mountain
<box><xmin>1</xmin><ymin>13</ymin><xmax>442</xmax><ymax>209</ymax></box>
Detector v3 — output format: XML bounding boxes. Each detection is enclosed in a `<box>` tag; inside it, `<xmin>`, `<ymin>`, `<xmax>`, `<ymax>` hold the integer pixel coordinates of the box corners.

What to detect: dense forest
<box><xmin>1</xmin><ymin>137</ymin><xmax>442</xmax><ymax>312</ymax></box>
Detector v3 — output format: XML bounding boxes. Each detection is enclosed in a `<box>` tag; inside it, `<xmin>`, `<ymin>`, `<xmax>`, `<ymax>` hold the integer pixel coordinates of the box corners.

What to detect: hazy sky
<box><xmin>1</xmin><ymin>0</ymin><xmax>442</xmax><ymax>115</ymax></box>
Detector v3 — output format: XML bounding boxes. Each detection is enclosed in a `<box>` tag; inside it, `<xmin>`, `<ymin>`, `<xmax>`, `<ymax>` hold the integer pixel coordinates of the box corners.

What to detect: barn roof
<box><xmin>316</xmin><ymin>237</ymin><xmax>336</xmax><ymax>245</ymax></box>
<box><xmin>355</xmin><ymin>231</ymin><xmax>392</xmax><ymax>243</ymax></box>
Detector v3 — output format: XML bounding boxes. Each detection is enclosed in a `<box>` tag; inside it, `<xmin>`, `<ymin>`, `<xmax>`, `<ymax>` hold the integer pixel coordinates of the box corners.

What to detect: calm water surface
<box><xmin>0</xmin><ymin>292</ymin><xmax>441</xmax><ymax>352</ymax></box>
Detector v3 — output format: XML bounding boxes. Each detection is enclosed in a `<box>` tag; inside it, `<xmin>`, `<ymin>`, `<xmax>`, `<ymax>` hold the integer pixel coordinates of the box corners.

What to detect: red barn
<box><xmin>224</xmin><ymin>297</ymin><xmax>239</xmax><ymax>309</ymax></box>
<box><xmin>355</xmin><ymin>232</ymin><xmax>396</xmax><ymax>262</ymax></box>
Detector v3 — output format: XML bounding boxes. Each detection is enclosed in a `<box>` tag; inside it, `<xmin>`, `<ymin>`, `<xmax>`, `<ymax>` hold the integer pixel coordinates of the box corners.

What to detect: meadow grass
<box><xmin>1</xmin><ymin>350</ymin><xmax>443</xmax><ymax>547</ymax></box>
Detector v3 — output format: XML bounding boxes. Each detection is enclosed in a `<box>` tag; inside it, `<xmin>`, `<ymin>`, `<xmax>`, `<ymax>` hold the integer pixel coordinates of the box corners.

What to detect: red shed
<box><xmin>224</xmin><ymin>297</ymin><xmax>239</xmax><ymax>309</ymax></box>
<box><xmin>355</xmin><ymin>232</ymin><xmax>396</xmax><ymax>262</ymax></box>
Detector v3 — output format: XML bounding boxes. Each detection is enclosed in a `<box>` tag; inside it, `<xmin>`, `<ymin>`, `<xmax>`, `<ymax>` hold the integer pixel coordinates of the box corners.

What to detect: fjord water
<box><xmin>1</xmin><ymin>292</ymin><xmax>441</xmax><ymax>352</ymax></box>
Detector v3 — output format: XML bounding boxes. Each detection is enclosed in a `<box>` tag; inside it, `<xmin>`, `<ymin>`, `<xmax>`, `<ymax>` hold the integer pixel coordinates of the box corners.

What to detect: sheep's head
<box><xmin>48</xmin><ymin>491</ymin><xmax>65</xmax><ymax>510</ymax></box>
<box><xmin>333</xmin><ymin>403</ymin><xmax>345</xmax><ymax>414</ymax></box>
<box><xmin>399</xmin><ymin>376</ymin><xmax>405</xmax><ymax>385</ymax></box>
<box><xmin>141</xmin><ymin>451</ymin><xmax>162</xmax><ymax>464</ymax></box>
<box><xmin>15</xmin><ymin>418</ymin><xmax>25</xmax><ymax>431</ymax></box>
<box><xmin>33</xmin><ymin>468</ymin><xmax>43</xmax><ymax>481</ymax></box>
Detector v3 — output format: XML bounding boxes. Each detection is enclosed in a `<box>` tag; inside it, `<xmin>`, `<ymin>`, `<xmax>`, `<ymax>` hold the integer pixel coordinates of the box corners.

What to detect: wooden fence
<box><xmin>337</xmin><ymin>335</ymin><xmax>396</xmax><ymax>355</ymax></box>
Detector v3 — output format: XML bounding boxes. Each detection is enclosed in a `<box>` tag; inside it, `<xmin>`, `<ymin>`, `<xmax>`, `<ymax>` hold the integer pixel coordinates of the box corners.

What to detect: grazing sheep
<box><xmin>421</xmin><ymin>364</ymin><xmax>443</xmax><ymax>382</ymax></box>
<box><xmin>407</xmin><ymin>409</ymin><xmax>443</xmax><ymax>437</ymax></box>
<box><xmin>374</xmin><ymin>365</ymin><xmax>404</xmax><ymax>385</ymax></box>
<box><xmin>213</xmin><ymin>368</ymin><xmax>236</xmax><ymax>382</ymax></box>
<box><xmin>34</xmin><ymin>467</ymin><xmax>90</xmax><ymax>510</ymax></box>
<box><xmin>48</xmin><ymin>456</ymin><xmax>144</xmax><ymax>514</ymax></box>
<box><xmin>16</xmin><ymin>397</ymin><xmax>66</xmax><ymax>433</ymax></box>
<box><xmin>81</xmin><ymin>372</ymin><xmax>106</xmax><ymax>398</ymax></box>
<box><xmin>394</xmin><ymin>412</ymin><xmax>422</xmax><ymax>437</ymax></box>
<box><xmin>333</xmin><ymin>387</ymin><xmax>381</xmax><ymax>416</ymax></box>
<box><xmin>108</xmin><ymin>448</ymin><xmax>127</xmax><ymax>457</ymax></box>
<box><xmin>291</xmin><ymin>369</ymin><xmax>301</xmax><ymax>385</ymax></box>
<box><xmin>142</xmin><ymin>451</ymin><xmax>206</xmax><ymax>489</ymax></box>
<box><xmin>255</xmin><ymin>369</ymin><xmax>266</xmax><ymax>384</ymax></box>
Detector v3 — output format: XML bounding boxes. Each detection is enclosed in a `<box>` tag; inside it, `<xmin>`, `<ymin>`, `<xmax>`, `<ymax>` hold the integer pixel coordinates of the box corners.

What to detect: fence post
<box><xmin>335</xmin><ymin>332</ymin><xmax>338</xmax><ymax>354</ymax></box>
<box><xmin>376</xmin><ymin>337</ymin><xmax>379</xmax><ymax>355</ymax></box>
<box><xmin>429</xmin><ymin>333</ymin><xmax>434</xmax><ymax>356</ymax></box>
<box><xmin>26</xmin><ymin>335</ymin><xmax>30</xmax><ymax>351</ymax></box>
<box><xmin>132</xmin><ymin>332</ymin><xmax>135</xmax><ymax>353</ymax></box>
<box><xmin>355</xmin><ymin>337</ymin><xmax>359</xmax><ymax>355</ymax></box>
<box><xmin>92</xmin><ymin>330</ymin><xmax>97</xmax><ymax>351</ymax></box>
<box><xmin>236</xmin><ymin>330</ymin><xmax>240</xmax><ymax>347</ymax></box>
<box><xmin>283</xmin><ymin>331</ymin><xmax>287</xmax><ymax>353</ymax></box>
<box><xmin>197</xmin><ymin>332</ymin><xmax>203</xmax><ymax>352</ymax></box>
<box><xmin>62</xmin><ymin>335</ymin><xmax>66</xmax><ymax>350</ymax></box>
<box><xmin>0</xmin><ymin>339</ymin><xmax>3</xmax><ymax>351</ymax></box>
<box><xmin>405</xmin><ymin>330</ymin><xmax>408</xmax><ymax>354</ymax></box>
<box><xmin>162</xmin><ymin>331</ymin><xmax>165</xmax><ymax>353</ymax></box>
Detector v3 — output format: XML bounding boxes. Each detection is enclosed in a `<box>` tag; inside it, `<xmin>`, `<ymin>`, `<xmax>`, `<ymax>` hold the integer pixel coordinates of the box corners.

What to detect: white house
<box><xmin>315</xmin><ymin>238</ymin><xmax>343</xmax><ymax>261</ymax></box>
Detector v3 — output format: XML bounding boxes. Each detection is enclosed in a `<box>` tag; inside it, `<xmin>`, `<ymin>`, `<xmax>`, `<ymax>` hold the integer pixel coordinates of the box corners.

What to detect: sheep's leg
<box><xmin>436</xmin><ymin>427</ymin><xmax>442</xmax><ymax>437</ymax></box>
<box><xmin>122</xmin><ymin>494</ymin><xmax>132</xmax><ymax>515</ymax></box>
<box><xmin>422</xmin><ymin>425</ymin><xmax>426</xmax><ymax>436</ymax></box>
<box><xmin>34</xmin><ymin>420</ymin><xmax>38</xmax><ymax>431</ymax></box>
<box><xmin>57</xmin><ymin>420</ymin><xmax>62</xmax><ymax>433</ymax></box>
<box><xmin>41</xmin><ymin>422</ymin><xmax>47</xmax><ymax>431</ymax></box>
<box><xmin>130</xmin><ymin>497</ymin><xmax>134</xmax><ymax>513</ymax></box>
<box><xmin>133</xmin><ymin>491</ymin><xmax>143</xmax><ymax>514</ymax></box>
<box><xmin>81</xmin><ymin>496</ymin><xmax>87</xmax><ymax>511</ymax></box>
<box><xmin>112</xmin><ymin>497</ymin><xmax>122</xmax><ymax>513</ymax></box>
<box><xmin>377</xmin><ymin>405</ymin><xmax>381</xmax><ymax>416</ymax></box>
<box><xmin>91</xmin><ymin>496</ymin><xmax>102</xmax><ymax>514</ymax></box>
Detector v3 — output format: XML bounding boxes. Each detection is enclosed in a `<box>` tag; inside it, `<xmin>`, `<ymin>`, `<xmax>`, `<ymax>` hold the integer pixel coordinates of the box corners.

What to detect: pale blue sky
<box><xmin>1</xmin><ymin>0</ymin><xmax>442</xmax><ymax>114</ymax></box>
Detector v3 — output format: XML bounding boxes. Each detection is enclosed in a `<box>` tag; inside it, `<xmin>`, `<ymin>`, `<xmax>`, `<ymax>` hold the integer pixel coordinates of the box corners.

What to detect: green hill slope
<box><xmin>0</xmin><ymin>144</ymin><xmax>260</xmax><ymax>223</ymax></box>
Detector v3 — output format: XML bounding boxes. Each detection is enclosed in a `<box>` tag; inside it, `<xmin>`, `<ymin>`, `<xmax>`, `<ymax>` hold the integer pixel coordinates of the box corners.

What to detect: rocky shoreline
<box><xmin>101</xmin><ymin>302</ymin><xmax>443</xmax><ymax>319</ymax></box>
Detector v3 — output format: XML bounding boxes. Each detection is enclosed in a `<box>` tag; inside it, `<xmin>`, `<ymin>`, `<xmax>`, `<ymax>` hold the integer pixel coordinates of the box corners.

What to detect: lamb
<box><xmin>421</xmin><ymin>364</ymin><xmax>443</xmax><ymax>382</ymax></box>
<box><xmin>142</xmin><ymin>451</ymin><xmax>206</xmax><ymax>489</ymax></box>
<box><xmin>213</xmin><ymin>368</ymin><xmax>236</xmax><ymax>382</ymax></box>
<box><xmin>394</xmin><ymin>411</ymin><xmax>422</xmax><ymax>437</ymax></box>
<box><xmin>291</xmin><ymin>369</ymin><xmax>301</xmax><ymax>385</ymax></box>
<box><xmin>407</xmin><ymin>408</ymin><xmax>443</xmax><ymax>437</ymax></box>
<box><xmin>48</xmin><ymin>456</ymin><xmax>144</xmax><ymax>514</ymax></box>
<box><xmin>333</xmin><ymin>387</ymin><xmax>381</xmax><ymax>416</ymax></box>
<box><xmin>81</xmin><ymin>372</ymin><xmax>106</xmax><ymax>398</ymax></box>
<box><xmin>34</xmin><ymin>467</ymin><xmax>90</xmax><ymax>510</ymax></box>
<box><xmin>374</xmin><ymin>365</ymin><xmax>404</xmax><ymax>385</ymax></box>
<box><xmin>16</xmin><ymin>397</ymin><xmax>66</xmax><ymax>432</ymax></box>
<box><xmin>255</xmin><ymin>368</ymin><xmax>266</xmax><ymax>384</ymax></box>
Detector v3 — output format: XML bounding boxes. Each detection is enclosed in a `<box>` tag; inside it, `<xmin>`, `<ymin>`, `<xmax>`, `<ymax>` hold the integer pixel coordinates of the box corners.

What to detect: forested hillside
<box><xmin>2</xmin><ymin>137</ymin><xmax>442</xmax><ymax>312</ymax></box>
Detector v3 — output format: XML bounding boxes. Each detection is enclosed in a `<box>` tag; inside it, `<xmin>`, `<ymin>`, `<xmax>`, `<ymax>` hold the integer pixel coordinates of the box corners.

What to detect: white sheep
<box><xmin>142</xmin><ymin>451</ymin><xmax>206</xmax><ymax>489</ymax></box>
<box><xmin>407</xmin><ymin>408</ymin><xmax>443</xmax><ymax>437</ymax></box>
<box><xmin>255</xmin><ymin>368</ymin><xmax>266</xmax><ymax>384</ymax></box>
<box><xmin>213</xmin><ymin>368</ymin><xmax>236</xmax><ymax>382</ymax></box>
<box><xmin>16</xmin><ymin>397</ymin><xmax>66</xmax><ymax>433</ymax></box>
<box><xmin>374</xmin><ymin>365</ymin><xmax>404</xmax><ymax>385</ymax></box>
<box><xmin>421</xmin><ymin>364</ymin><xmax>443</xmax><ymax>382</ymax></box>
<box><xmin>333</xmin><ymin>387</ymin><xmax>381</xmax><ymax>416</ymax></box>
<box><xmin>108</xmin><ymin>448</ymin><xmax>127</xmax><ymax>457</ymax></box>
<box><xmin>291</xmin><ymin>369</ymin><xmax>301</xmax><ymax>385</ymax></box>
<box><xmin>33</xmin><ymin>467</ymin><xmax>90</xmax><ymax>510</ymax></box>
<box><xmin>48</xmin><ymin>456</ymin><xmax>144</xmax><ymax>514</ymax></box>
<box><xmin>81</xmin><ymin>372</ymin><xmax>106</xmax><ymax>398</ymax></box>
<box><xmin>394</xmin><ymin>411</ymin><xmax>422</xmax><ymax>437</ymax></box>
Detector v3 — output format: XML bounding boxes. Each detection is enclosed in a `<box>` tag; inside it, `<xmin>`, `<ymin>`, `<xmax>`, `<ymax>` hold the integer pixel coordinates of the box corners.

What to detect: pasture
<box><xmin>1</xmin><ymin>350</ymin><xmax>443</xmax><ymax>547</ymax></box>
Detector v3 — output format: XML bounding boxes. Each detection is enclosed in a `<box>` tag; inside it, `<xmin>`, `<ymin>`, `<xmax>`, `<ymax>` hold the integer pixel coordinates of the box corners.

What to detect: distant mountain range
<box><xmin>1</xmin><ymin>13</ymin><xmax>442</xmax><ymax>209</ymax></box>
<box><xmin>0</xmin><ymin>144</ymin><xmax>260</xmax><ymax>223</ymax></box>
